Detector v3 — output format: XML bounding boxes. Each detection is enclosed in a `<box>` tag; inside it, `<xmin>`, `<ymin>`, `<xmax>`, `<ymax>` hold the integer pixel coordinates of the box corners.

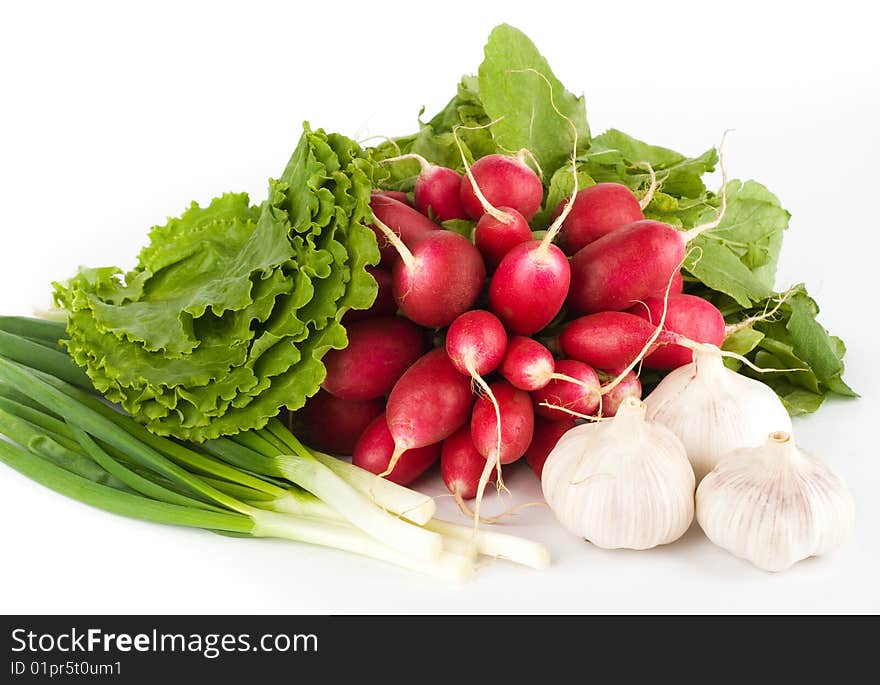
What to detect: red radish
<box><xmin>473</xmin><ymin>207</ymin><xmax>533</xmax><ymax>270</ymax></box>
<box><xmin>380</xmin><ymin>154</ymin><xmax>467</xmax><ymax>221</ymax></box>
<box><xmin>446</xmin><ymin>310</ymin><xmax>508</xmax><ymax>377</ymax></box>
<box><xmin>524</xmin><ymin>417</ymin><xmax>574</xmax><ymax>480</ymax></box>
<box><xmin>559</xmin><ymin>311</ymin><xmax>675</xmax><ymax>370</ymax></box>
<box><xmin>373</xmin><ymin>190</ymin><xmax>412</xmax><ymax>207</ymax></box>
<box><xmin>532</xmin><ymin>359</ymin><xmax>600</xmax><ymax>420</ymax></box>
<box><xmin>353</xmin><ymin>413</ymin><xmax>440</xmax><ymax>486</ymax></box>
<box><xmin>322</xmin><ymin>317</ymin><xmax>426</xmax><ymax>400</ymax></box>
<box><xmin>369</xmin><ymin>194</ymin><xmax>438</xmax><ymax>268</ymax></box>
<box><xmin>371</xmin><ymin>215</ymin><xmax>486</xmax><ymax>328</ymax></box>
<box><xmin>627</xmin><ymin>294</ymin><xmax>725</xmax><ymax>369</ymax></box>
<box><xmin>459</xmin><ymin>154</ymin><xmax>543</xmax><ymax>221</ymax></box>
<box><xmin>293</xmin><ymin>390</ymin><xmax>384</xmax><ymax>456</ymax></box>
<box><xmin>441</xmin><ymin>426</ymin><xmax>495</xmax><ymax>501</ymax></box>
<box><xmin>383</xmin><ymin>348</ymin><xmax>474</xmax><ymax>476</ymax></box>
<box><xmin>471</xmin><ymin>381</ymin><xmax>534</xmax><ymax>466</ymax></box>
<box><xmin>488</xmin><ymin>240</ymin><xmax>570</xmax><ymax>335</ymax></box>
<box><xmin>342</xmin><ymin>267</ymin><xmax>397</xmax><ymax>323</ymax></box>
<box><xmin>598</xmin><ymin>370</ymin><xmax>642</xmax><ymax>417</ymax></box>
<box><xmin>500</xmin><ymin>336</ymin><xmax>565</xmax><ymax>392</ymax></box>
<box><xmin>568</xmin><ymin>153</ymin><xmax>729</xmax><ymax>314</ymax></box>
<box><xmin>554</xmin><ymin>183</ymin><xmax>645</xmax><ymax>254</ymax></box>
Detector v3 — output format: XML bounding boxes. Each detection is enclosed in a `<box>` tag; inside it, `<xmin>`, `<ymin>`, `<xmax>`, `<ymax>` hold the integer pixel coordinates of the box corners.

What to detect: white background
<box><xmin>1</xmin><ymin>0</ymin><xmax>878</xmax><ymax>614</ymax></box>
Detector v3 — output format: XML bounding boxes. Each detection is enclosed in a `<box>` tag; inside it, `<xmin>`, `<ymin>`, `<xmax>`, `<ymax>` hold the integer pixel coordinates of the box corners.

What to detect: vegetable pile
<box><xmin>0</xmin><ymin>24</ymin><xmax>859</xmax><ymax>577</ymax></box>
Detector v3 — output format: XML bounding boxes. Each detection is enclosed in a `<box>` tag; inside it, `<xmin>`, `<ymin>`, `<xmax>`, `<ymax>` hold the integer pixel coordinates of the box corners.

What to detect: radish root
<box><xmin>682</xmin><ymin>130</ymin><xmax>732</xmax><ymax>242</ymax></box>
<box><xmin>537</xmin><ymin>401</ymin><xmax>609</xmax><ymax>422</ymax></box>
<box><xmin>358</xmin><ymin>135</ymin><xmax>402</xmax><ymax>155</ymax></box>
<box><xmin>516</xmin><ymin>147</ymin><xmax>544</xmax><ymax>179</ymax></box>
<box><xmin>454</xmin><ymin>493</ymin><xmax>546</xmax><ymax>524</ymax></box>
<box><xmin>633</xmin><ymin>161</ymin><xmax>657</xmax><ymax>210</ymax></box>
<box><xmin>379</xmin><ymin>152</ymin><xmax>432</xmax><ymax>173</ymax></box>
<box><xmin>371</xmin><ymin>214</ymin><xmax>416</xmax><ymax>270</ymax></box>
<box><xmin>724</xmin><ymin>286</ymin><xmax>797</xmax><ymax>336</ymax></box>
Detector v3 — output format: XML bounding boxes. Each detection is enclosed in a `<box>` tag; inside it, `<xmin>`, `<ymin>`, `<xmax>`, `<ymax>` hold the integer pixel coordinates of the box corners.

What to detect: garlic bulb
<box><xmin>697</xmin><ymin>431</ymin><xmax>855</xmax><ymax>572</ymax></box>
<box><xmin>541</xmin><ymin>397</ymin><xmax>695</xmax><ymax>550</ymax></box>
<box><xmin>645</xmin><ymin>344</ymin><xmax>792</xmax><ymax>482</ymax></box>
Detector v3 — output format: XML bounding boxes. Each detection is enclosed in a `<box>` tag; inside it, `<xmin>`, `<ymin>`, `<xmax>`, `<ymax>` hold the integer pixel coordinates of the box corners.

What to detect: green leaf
<box><xmin>533</xmin><ymin>163</ymin><xmax>595</xmax><ymax>227</ymax></box>
<box><xmin>722</xmin><ymin>327</ymin><xmax>764</xmax><ymax>356</ymax></box>
<box><xmin>441</xmin><ymin>219</ymin><xmax>475</xmax><ymax>238</ymax></box>
<box><xmin>477</xmin><ymin>24</ymin><xmax>589</xmax><ymax>174</ymax></box>
<box><xmin>760</xmin><ymin>375</ymin><xmax>826</xmax><ymax>415</ymax></box>
<box><xmin>785</xmin><ymin>290</ymin><xmax>844</xmax><ymax>383</ymax></box>
<box><xmin>685</xmin><ymin>180</ymin><xmax>790</xmax><ymax>306</ymax></box>
<box><xmin>55</xmin><ymin>125</ymin><xmax>380</xmax><ymax>442</ymax></box>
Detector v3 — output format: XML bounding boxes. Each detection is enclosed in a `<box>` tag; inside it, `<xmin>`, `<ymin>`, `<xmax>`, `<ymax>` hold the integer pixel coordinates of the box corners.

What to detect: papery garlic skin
<box><xmin>541</xmin><ymin>398</ymin><xmax>695</xmax><ymax>550</ymax></box>
<box><xmin>645</xmin><ymin>345</ymin><xmax>792</xmax><ymax>482</ymax></box>
<box><xmin>696</xmin><ymin>432</ymin><xmax>855</xmax><ymax>572</ymax></box>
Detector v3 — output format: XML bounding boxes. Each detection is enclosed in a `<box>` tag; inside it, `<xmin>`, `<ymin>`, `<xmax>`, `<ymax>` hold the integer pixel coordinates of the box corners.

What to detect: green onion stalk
<box><xmin>0</xmin><ymin>317</ymin><xmax>550</xmax><ymax>578</ymax></box>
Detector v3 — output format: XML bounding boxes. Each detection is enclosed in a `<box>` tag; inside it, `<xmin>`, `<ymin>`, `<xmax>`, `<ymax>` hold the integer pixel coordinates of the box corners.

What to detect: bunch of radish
<box><xmin>292</xmin><ymin>142</ymin><xmax>732</xmax><ymax>523</ymax></box>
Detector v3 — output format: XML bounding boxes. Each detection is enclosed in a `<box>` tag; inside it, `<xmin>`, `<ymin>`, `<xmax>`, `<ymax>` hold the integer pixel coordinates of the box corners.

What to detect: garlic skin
<box><xmin>645</xmin><ymin>345</ymin><xmax>792</xmax><ymax>482</ymax></box>
<box><xmin>542</xmin><ymin>398</ymin><xmax>695</xmax><ymax>550</ymax></box>
<box><xmin>696</xmin><ymin>432</ymin><xmax>855</xmax><ymax>572</ymax></box>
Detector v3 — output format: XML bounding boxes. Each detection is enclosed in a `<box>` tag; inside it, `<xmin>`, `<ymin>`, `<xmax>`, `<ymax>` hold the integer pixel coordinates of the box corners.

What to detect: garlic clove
<box><xmin>696</xmin><ymin>431</ymin><xmax>855</xmax><ymax>572</ymax></box>
<box><xmin>645</xmin><ymin>345</ymin><xmax>792</xmax><ymax>482</ymax></box>
<box><xmin>542</xmin><ymin>397</ymin><xmax>695</xmax><ymax>550</ymax></box>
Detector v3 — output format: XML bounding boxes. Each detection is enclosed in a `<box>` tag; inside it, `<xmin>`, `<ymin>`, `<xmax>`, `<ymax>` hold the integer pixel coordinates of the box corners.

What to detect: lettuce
<box><xmin>54</xmin><ymin>125</ymin><xmax>380</xmax><ymax>441</ymax></box>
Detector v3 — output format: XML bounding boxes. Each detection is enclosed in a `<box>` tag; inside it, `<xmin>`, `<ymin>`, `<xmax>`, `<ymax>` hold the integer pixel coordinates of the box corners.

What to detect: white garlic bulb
<box><xmin>697</xmin><ymin>431</ymin><xmax>855</xmax><ymax>572</ymax></box>
<box><xmin>542</xmin><ymin>397</ymin><xmax>695</xmax><ymax>550</ymax></box>
<box><xmin>645</xmin><ymin>344</ymin><xmax>792</xmax><ymax>482</ymax></box>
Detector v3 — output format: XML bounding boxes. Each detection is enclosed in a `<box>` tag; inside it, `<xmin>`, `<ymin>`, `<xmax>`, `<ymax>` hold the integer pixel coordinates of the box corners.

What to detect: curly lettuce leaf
<box><xmin>55</xmin><ymin>125</ymin><xmax>380</xmax><ymax>441</ymax></box>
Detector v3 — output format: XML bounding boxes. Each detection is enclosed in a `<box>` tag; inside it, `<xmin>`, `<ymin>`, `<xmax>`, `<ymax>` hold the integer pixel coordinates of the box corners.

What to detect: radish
<box><xmin>498</xmin><ymin>336</ymin><xmax>593</xmax><ymax>394</ymax></box>
<box><xmin>369</xmin><ymin>193</ymin><xmax>439</xmax><ymax>268</ymax></box>
<box><xmin>554</xmin><ymin>183</ymin><xmax>645</xmax><ymax>254</ymax></box>
<box><xmin>380</xmin><ymin>154</ymin><xmax>467</xmax><ymax>221</ymax></box>
<box><xmin>627</xmin><ymin>293</ymin><xmax>725</xmax><ymax>369</ymax></box>
<box><xmin>353</xmin><ymin>413</ymin><xmax>440</xmax><ymax>486</ymax></box>
<box><xmin>371</xmin><ymin>216</ymin><xmax>486</xmax><ymax>328</ymax></box>
<box><xmin>470</xmin><ymin>381</ymin><xmax>534</xmax><ymax>466</ymax></box>
<box><xmin>532</xmin><ymin>359</ymin><xmax>600</xmax><ymax>421</ymax></box>
<box><xmin>459</xmin><ymin>153</ymin><xmax>543</xmax><ymax>221</ymax></box>
<box><xmin>382</xmin><ymin>348</ymin><xmax>474</xmax><ymax>477</ymax></box>
<box><xmin>445</xmin><ymin>310</ymin><xmax>508</xmax><ymax>379</ymax></box>
<box><xmin>559</xmin><ymin>311</ymin><xmax>677</xmax><ymax>371</ymax></box>
<box><xmin>373</xmin><ymin>190</ymin><xmax>412</xmax><ymax>207</ymax></box>
<box><xmin>342</xmin><ymin>266</ymin><xmax>397</xmax><ymax>323</ymax></box>
<box><xmin>441</xmin><ymin>425</ymin><xmax>495</xmax><ymax>502</ymax></box>
<box><xmin>499</xmin><ymin>336</ymin><xmax>555</xmax><ymax>391</ymax></box>
<box><xmin>598</xmin><ymin>370</ymin><xmax>642</xmax><ymax>417</ymax></box>
<box><xmin>524</xmin><ymin>417</ymin><xmax>574</xmax><ymax>480</ymax></box>
<box><xmin>322</xmin><ymin>317</ymin><xmax>426</xmax><ymax>400</ymax></box>
<box><xmin>487</xmin><ymin>231</ymin><xmax>571</xmax><ymax>335</ymax></box>
<box><xmin>473</xmin><ymin>208</ymin><xmax>533</xmax><ymax>271</ymax></box>
<box><xmin>568</xmin><ymin>151</ymin><xmax>729</xmax><ymax>314</ymax></box>
<box><xmin>293</xmin><ymin>390</ymin><xmax>384</xmax><ymax>456</ymax></box>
